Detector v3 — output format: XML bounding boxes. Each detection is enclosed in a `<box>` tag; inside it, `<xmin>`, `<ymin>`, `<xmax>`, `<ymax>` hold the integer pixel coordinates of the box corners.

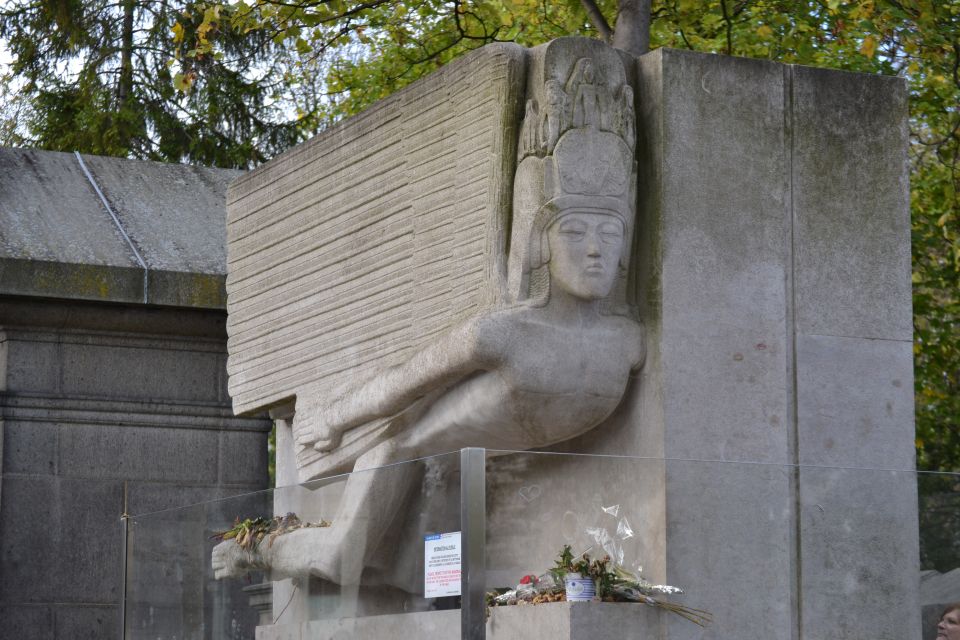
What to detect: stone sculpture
<box><xmin>213</xmin><ymin>43</ymin><xmax>643</xmax><ymax>585</ymax></box>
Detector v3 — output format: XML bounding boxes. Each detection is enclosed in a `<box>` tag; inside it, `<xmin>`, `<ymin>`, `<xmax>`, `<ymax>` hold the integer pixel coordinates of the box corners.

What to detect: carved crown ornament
<box><xmin>509</xmin><ymin>46</ymin><xmax>639</xmax><ymax>307</ymax></box>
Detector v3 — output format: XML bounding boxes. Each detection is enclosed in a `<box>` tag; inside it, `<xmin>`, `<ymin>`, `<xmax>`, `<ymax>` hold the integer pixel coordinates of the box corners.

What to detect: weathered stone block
<box><xmin>0</xmin><ymin>476</ymin><xmax>59</xmax><ymax>603</ymax></box>
<box><xmin>791</xmin><ymin>65</ymin><xmax>911</xmax><ymax>341</ymax></box>
<box><xmin>0</xmin><ymin>605</ymin><xmax>53</xmax><ymax>639</ymax></box>
<box><xmin>663</xmin><ymin>461</ymin><xmax>794</xmax><ymax>639</ymax></box>
<box><xmin>634</xmin><ymin>47</ymin><xmax>916</xmax><ymax>640</ymax></box>
<box><xmin>796</xmin><ymin>334</ymin><xmax>915</xmax><ymax>469</ymax></box>
<box><xmin>54</xmin><ymin>479</ymin><xmax>124</xmax><ymax>603</ymax></box>
<box><xmin>53</xmin><ymin>605</ymin><xmax>118</xmax><ymax>640</ymax></box>
<box><xmin>2</xmin><ymin>334</ymin><xmax>60</xmax><ymax>394</ymax></box>
<box><xmin>59</xmin><ymin>424</ymin><xmax>219</xmax><ymax>483</ymax></box>
<box><xmin>0</xmin><ymin>150</ymin><xmax>138</xmax><ymax>268</ymax></box>
<box><xmin>78</xmin><ymin>154</ymin><xmax>241</xmax><ymax>275</ymax></box>
<box><xmin>636</xmin><ymin>48</ymin><xmax>792</xmax><ymax>465</ymax></box>
<box><xmin>219</xmin><ymin>430</ymin><xmax>269</xmax><ymax>486</ymax></box>
<box><xmin>60</xmin><ymin>340</ymin><xmax>223</xmax><ymax>403</ymax></box>
<box><xmin>799</xmin><ymin>468</ymin><xmax>921</xmax><ymax>639</ymax></box>
<box><xmin>0</xmin><ymin>148</ymin><xmax>241</xmax><ymax>308</ymax></box>
<box><xmin>1</xmin><ymin>420</ymin><xmax>56</xmax><ymax>474</ymax></box>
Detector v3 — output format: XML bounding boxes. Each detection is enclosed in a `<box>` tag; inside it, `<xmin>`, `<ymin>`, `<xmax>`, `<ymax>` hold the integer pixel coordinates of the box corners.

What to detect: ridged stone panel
<box><xmin>225</xmin><ymin>44</ymin><xmax>526</xmax><ymax>476</ymax></box>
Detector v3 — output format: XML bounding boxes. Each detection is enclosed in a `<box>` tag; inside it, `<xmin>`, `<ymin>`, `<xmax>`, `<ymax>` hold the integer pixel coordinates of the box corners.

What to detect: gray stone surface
<box><xmin>56</xmin><ymin>478</ymin><xmax>125</xmax><ymax>602</ymax></box>
<box><xmin>0</xmin><ymin>149</ymin><xmax>137</xmax><ymax>266</ymax></box>
<box><xmin>791</xmin><ymin>65</ymin><xmax>912</xmax><ymax>341</ymax></box>
<box><xmin>634</xmin><ymin>48</ymin><xmax>916</xmax><ymax>640</ymax></box>
<box><xmin>256</xmin><ymin>602</ymin><xmax>661</xmax><ymax>640</ymax></box>
<box><xmin>663</xmin><ymin>461</ymin><xmax>794</xmax><ymax>640</ymax></box>
<box><xmin>80</xmin><ymin>154</ymin><xmax>238</xmax><ymax>275</ymax></box>
<box><xmin>796</xmin><ymin>334</ymin><xmax>915</xmax><ymax>469</ymax></box>
<box><xmin>225</xmin><ymin>42</ymin><xmax>528</xmax><ymax>425</ymax></box>
<box><xmin>0</xmin><ymin>420</ymin><xmax>56</xmax><ymax>474</ymax></box>
<box><xmin>59</xmin><ymin>424</ymin><xmax>219</xmax><ymax>483</ymax></box>
<box><xmin>0</xmin><ymin>476</ymin><xmax>59</xmax><ymax>603</ymax></box>
<box><xmin>639</xmin><ymin>48</ymin><xmax>792</xmax><ymax>465</ymax></box>
<box><xmin>799</xmin><ymin>468</ymin><xmax>920</xmax><ymax>640</ymax></box>
<box><xmin>635</xmin><ymin>48</ymin><xmax>795</xmax><ymax>639</ymax></box>
<box><xmin>0</xmin><ymin>605</ymin><xmax>53</xmax><ymax>640</ymax></box>
<box><xmin>0</xmin><ymin>148</ymin><xmax>241</xmax><ymax>308</ymax></box>
<box><xmin>0</xmin><ymin>293</ymin><xmax>270</xmax><ymax>639</ymax></box>
<box><xmin>220</xmin><ymin>430</ymin><xmax>272</xmax><ymax>485</ymax></box>
<box><xmin>54</xmin><ymin>605</ymin><xmax>119</xmax><ymax>640</ymax></box>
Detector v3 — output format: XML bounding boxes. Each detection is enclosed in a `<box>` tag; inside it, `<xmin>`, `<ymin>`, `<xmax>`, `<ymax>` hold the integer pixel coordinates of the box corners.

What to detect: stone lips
<box><xmin>224</xmin><ymin>43</ymin><xmax>527</xmax><ymax>479</ymax></box>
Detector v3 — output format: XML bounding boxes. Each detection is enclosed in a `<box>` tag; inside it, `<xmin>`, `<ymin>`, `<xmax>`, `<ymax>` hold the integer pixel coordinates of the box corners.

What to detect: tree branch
<box><xmin>579</xmin><ymin>0</ymin><xmax>613</xmax><ymax>43</ymax></box>
<box><xmin>719</xmin><ymin>0</ymin><xmax>734</xmax><ymax>55</ymax></box>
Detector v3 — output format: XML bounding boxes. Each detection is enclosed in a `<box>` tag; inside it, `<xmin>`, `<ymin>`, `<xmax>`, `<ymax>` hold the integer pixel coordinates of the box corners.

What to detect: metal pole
<box><xmin>460</xmin><ymin>447</ymin><xmax>486</xmax><ymax>640</ymax></box>
<box><xmin>119</xmin><ymin>512</ymin><xmax>129</xmax><ymax>640</ymax></box>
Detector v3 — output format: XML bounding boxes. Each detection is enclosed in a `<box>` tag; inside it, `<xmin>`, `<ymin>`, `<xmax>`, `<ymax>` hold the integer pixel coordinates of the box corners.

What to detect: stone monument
<box><xmin>215</xmin><ymin>33</ymin><xmax>643</xmax><ymax>588</ymax></box>
<box><xmin>217</xmin><ymin>36</ymin><xmax>919</xmax><ymax>640</ymax></box>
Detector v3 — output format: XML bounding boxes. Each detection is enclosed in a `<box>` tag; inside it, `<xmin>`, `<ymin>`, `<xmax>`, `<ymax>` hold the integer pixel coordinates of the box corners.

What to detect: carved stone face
<box><xmin>546</xmin><ymin>211</ymin><xmax>624</xmax><ymax>300</ymax></box>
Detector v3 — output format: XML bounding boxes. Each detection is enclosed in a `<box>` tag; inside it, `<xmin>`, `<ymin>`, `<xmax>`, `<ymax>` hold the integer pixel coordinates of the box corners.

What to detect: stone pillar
<box><xmin>633</xmin><ymin>48</ymin><xmax>917</xmax><ymax>639</ymax></box>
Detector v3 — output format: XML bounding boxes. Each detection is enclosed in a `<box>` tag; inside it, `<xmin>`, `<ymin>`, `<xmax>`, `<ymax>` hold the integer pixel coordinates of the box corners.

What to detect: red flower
<box><xmin>520</xmin><ymin>574</ymin><xmax>538</xmax><ymax>585</ymax></box>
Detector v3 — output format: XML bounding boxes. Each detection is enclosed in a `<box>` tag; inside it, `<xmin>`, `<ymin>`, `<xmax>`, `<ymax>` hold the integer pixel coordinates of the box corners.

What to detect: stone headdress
<box><xmin>507</xmin><ymin>39</ymin><xmax>638</xmax><ymax>306</ymax></box>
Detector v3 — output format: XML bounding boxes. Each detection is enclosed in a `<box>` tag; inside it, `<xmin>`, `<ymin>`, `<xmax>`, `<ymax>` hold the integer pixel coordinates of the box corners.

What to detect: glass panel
<box><xmin>123</xmin><ymin>447</ymin><xmax>960</xmax><ymax>640</ymax></box>
<box><xmin>483</xmin><ymin>450</ymin><xmax>957</xmax><ymax>640</ymax></box>
<box><xmin>124</xmin><ymin>451</ymin><xmax>462</xmax><ymax>639</ymax></box>
<box><xmin>918</xmin><ymin>470</ymin><xmax>960</xmax><ymax>639</ymax></box>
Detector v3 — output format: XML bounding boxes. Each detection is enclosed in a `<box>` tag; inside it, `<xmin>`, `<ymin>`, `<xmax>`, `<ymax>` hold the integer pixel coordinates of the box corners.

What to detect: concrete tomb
<box><xmin>219</xmin><ymin>37</ymin><xmax>919</xmax><ymax>639</ymax></box>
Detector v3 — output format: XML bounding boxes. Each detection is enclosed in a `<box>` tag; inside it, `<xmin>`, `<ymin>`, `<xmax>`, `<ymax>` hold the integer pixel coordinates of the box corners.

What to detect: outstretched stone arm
<box><xmin>212</xmin><ymin>528</ymin><xmax>334</xmax><ymax>583</ymax></box>
<box><xmin>298</xmin><ymin>315</ymin><xmax>503</xmax><ymax>451</ymax></box>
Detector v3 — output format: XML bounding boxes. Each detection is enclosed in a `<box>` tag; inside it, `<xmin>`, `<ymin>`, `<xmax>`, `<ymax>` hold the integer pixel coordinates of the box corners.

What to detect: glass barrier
<box><xmin>122</xmin><ymin>449</ymin><xmax>960</xmax><ymax>640</ymax></box>
<box><xmin>123</xmin><ymin>451</ymin><xmax>463</xmax><ymax>639</ymax></box>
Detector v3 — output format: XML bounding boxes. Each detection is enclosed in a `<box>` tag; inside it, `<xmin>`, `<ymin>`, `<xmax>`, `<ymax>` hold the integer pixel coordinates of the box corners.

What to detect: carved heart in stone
<box><xmin>519</xmin><ymin>485</ymin><xmax>543</xmax><ymax>502</ymax></box>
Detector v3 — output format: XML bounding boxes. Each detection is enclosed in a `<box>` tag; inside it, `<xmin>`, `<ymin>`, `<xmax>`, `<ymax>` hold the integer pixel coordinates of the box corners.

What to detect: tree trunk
<box><xmin>612</xmin><ymin>0</ymin><xmax>650</xmax><ymax>56</ymax></box>
<box><xmin>117</xmin><ymin>0</ymin><xmax>135</xmax><ymax>151</ymax></box>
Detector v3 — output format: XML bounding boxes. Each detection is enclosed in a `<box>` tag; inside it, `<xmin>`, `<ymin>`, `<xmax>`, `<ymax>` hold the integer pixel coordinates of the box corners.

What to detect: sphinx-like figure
<box><xmin>212</xmin><ymin>50</ymin><xmax>643</xmax><ymax>586</ymax></box>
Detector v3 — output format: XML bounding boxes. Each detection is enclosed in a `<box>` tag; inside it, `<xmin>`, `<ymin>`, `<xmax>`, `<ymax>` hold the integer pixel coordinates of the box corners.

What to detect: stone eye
<box><xmin>558</xmin><ymin>222</ymin><xmax>587</xmax><ymax>239</ymax></box>
<box><xmin>599</xmin><ymin>224</ymin><xmax>623</xmax><ymax>244</ymax></box>
<box><xmin>600</xmin><ymin>232</ymin><xmax>620</xmax><ymax>244</ymax></box>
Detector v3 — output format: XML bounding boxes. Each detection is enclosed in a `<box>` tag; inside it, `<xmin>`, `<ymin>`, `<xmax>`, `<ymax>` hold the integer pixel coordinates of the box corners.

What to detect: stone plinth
<box><xmin>256</xmin><ymin>602</ymin><xmax>661</xmax><ymax>640</ymax></box>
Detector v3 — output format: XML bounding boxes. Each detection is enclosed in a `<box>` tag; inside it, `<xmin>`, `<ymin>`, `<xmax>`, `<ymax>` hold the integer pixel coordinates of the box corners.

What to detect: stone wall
<box><xmin>631</xmin><ymin>49</ymin><xmax>916</xmax><ymax>639</ymax></box>
<box><xmin>0</xmin><ymin>149</ymin><xmax>271</xmax><ymax>639</ymax></box>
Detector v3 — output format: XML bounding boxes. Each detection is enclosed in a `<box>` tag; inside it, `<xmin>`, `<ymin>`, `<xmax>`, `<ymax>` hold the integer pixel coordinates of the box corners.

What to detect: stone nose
<box><xmin>586</xmin><ymin>232</ymin><xmax>601</xmax><ymax>257</ymax></box>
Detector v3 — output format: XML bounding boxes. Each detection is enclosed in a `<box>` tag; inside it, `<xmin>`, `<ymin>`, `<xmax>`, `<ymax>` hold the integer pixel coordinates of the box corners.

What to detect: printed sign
<box><xmin>424</xmin><ymin>532</ymin><xmax>461</xmax><ymax>598</ymax></box>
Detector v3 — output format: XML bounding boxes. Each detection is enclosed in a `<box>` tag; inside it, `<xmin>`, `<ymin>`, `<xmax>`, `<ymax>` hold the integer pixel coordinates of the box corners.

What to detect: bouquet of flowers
<box><xmin>486</xmin><ymin>545</ymin><xmax>711</xmax><ymax>626</ymax></box>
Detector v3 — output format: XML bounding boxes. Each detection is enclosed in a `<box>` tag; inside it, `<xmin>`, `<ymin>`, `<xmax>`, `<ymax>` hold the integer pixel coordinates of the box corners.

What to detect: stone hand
<box><xmin>292</xmin><ymin>396</ymin><xmax>348</xmax><ymax>453</ymax></box>
<box><xmin>312</xmin><ymin>410</ymin><xmax>343</xmax><ymax>452</ymax></box>
<box><xmin>211</xmin><ymin>539</ymin><xmax>259</xmax><ymax>580</ymax></box>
